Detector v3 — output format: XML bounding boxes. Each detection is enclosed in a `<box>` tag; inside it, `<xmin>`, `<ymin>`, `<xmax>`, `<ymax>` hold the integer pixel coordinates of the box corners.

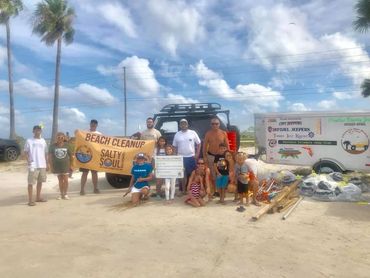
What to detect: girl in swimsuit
<box><xmin>185</xmin><ymin>164</ymin><xmax>206</xmax><ymax>207</ymax></box>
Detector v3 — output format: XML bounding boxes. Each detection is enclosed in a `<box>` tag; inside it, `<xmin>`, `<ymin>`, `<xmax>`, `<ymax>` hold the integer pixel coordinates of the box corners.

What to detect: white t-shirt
<box><xmin>140</xmin><ymin>128</ymin><xmax>161</xmax><ymax>141</ymax></box>
<box><xmin>24</xmin><ymin>138</ymin><xmax>48</xmax><ymax>169</ymax></box>
<box><xmin>173</xmin><ymin>129</ymin><xmax>201</xmax><ymax>157</ymax></box>
<box><xmin>245</xmin><ymin>158</ymin><xmax>258</xmax><ymax>177</ymax></box>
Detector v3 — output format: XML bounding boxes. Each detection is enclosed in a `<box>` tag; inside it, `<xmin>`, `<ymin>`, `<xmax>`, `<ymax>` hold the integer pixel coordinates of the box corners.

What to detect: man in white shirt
<box><xmin>80</xmin><ymin>119</ymin><xmax>102</xmax><ymax>195</ymax></box>
<box><xmin>173</xmin><ymin>119</ymin><xmax>201</xmax><ymax>193</ymax></box>
<box><xmin>24</xmin><ymin>125</ymin><xmax>49</xmax><ymax>206</ymax></box>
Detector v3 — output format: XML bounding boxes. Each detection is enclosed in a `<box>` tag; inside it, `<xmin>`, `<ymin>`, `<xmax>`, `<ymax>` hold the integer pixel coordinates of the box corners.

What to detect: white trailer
<box><xmin>254</xmin><ymin>112</ymin><xmax>370</xmax><ymax>173</ymax></box>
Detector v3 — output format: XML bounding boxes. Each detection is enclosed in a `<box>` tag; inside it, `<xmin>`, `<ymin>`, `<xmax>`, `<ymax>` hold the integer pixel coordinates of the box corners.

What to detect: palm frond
<box><xmin>361</xmin><ymin>79</ymin><xmax>370</xmax><ymax>97</ymax></box>
<box><xmin>0</xmin><ymin>0</ymin><xmax>23</xmax><ymax>24</ymax></box>
<box><xmin>353</xmin><ymin>0</ymin><xmax>370</xmax><ymax>33</ymax></box>
<box><xmin>32</xmin><ymin>0</ymin><xmax>75</xmax><ymax>46</ymax></box>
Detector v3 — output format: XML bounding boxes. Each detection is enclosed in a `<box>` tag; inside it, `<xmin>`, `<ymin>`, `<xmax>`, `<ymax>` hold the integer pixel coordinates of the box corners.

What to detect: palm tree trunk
<box><xmin>6</xmin><ymin>20</ymin><xmax>15</xmax><ymax>140</ymax></box>
<box><xmin>52</xmin><ymin>37</ymin><xmax>62</xmax><ymax>143</ymax></box>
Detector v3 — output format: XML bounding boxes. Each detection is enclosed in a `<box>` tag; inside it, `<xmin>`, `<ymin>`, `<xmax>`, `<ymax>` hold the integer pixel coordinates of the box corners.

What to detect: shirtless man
<box><xmin>203</xmin><ymin>117</ymin><xmax>229</xmax><ymax>198</ymax></box>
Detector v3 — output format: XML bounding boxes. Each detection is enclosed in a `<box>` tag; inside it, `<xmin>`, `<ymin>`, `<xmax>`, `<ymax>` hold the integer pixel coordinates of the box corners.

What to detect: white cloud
<box><xmin>71</xmin><ymin>83</ymin><xmax>116</xmax><ymax>105</ymax></box>
<box><xmin>318</xmin><ymin>100</ymin><xmax>336</xmax><ymax>110</ymax></box>
<box><xmin>60</xmin><ymin>107</ymin><xmax>86</xmax><ymax>123</ymax></box>
<box><xmin>191</xmin><ymin>60</ymin><xmax>221</xmax><ymax>80</ymax></box>
<box><xmin>320</xmin><ymin>33</ymin><xmax>370</xmax><ymax>86</ymax></box>
<box><xmin>98</xmin><ymin>56</ymin><xmax>160</xmax><ymax>97</ymax></box>
<box><xmin>193</xmin><ymin>60</ymin><xmax>284</xmax><ymax>109</ymax></box>
<box><xmin>0</xmin><ymin>79</ymin><xmax>117</xmax><ymax>105</ymax></box>
<box><xmin>137</xmin><ymin>0</ymin><xmax>204</xmax><ymax>56</ymax></box>
<box><xmin>246</xmin><ymin>5</ymin><xmax>319</xmax><ymax>71</ymax></box>
<box><xmin>166</xmin><ymin>93</ymin><xmax>198</xmax><ymax>104</ymax></box>
<box><xmin>290</xmin><ymin>103</ymin><xmax>310</xmax><ymax>112</ymax></box>
<box><xmin>332</xmin><ymin>91</ymin><xmax>354</xmax><ymax>100</ymax></box>
<box><xmin>97</xmin><ymin>2</ymin><xmax>137</xmax><ymax>38</ymax></box>
<box><xmin>235</xmin><ymin>84</ymin><xmax>283</xmax><ymax>109</ymax></box>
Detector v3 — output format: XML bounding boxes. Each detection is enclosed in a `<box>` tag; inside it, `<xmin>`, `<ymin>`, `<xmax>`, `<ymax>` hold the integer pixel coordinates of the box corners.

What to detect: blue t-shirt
<box><xmin>131</xmin><ymin>163</ymin><xmax>153</xmax><ymax>189</ymax></box>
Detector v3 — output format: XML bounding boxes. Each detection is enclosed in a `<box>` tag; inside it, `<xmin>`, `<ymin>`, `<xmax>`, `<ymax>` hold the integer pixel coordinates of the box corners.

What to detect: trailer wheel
<box><xmin>313</xmin><ymin>161</ymin><xmax>342</xmax><ymax>174</ymax></box>
<box><xmin>105</xmin><ymin>173</ymin><xmax>131</xmax><ymax>188</ymax></box>
<box><xmin>351</xmin><ymin>145</ymin><xmax>356</xmax><ymax>151</ymax></box>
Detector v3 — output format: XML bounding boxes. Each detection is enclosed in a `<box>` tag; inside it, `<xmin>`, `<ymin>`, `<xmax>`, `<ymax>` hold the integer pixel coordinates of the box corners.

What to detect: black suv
<box><xmin>0</xmin><ymin>138</ymin><xmax>21</xmax><ymax>161</ymax></box>
<box><xmin>153</xmin><ymin>103</ymin><xmax>240</xmax><ymax>150</ymax></box>
<box><xmin>106</xmin><ymin>103</ymin><xmax>240</xmax><ymax>188</ymax></box>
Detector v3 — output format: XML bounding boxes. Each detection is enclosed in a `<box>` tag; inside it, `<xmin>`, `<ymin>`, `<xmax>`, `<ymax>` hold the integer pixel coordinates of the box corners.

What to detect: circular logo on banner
<box><xmin>76</xmin><ymin>145</ymin><xmax>93</xmax><ymax>163</ymax></box>
<box><xmin>341</xmin><ymin>128</ymin><xmax>369</xmax><ymax>155</ymax></box>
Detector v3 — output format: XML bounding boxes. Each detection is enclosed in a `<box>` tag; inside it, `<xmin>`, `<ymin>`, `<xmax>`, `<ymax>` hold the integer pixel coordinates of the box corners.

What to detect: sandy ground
<box><xmin>0</xmin><ymin>158</ymin><xmax>370</xmax><ymax>278</ymax></box>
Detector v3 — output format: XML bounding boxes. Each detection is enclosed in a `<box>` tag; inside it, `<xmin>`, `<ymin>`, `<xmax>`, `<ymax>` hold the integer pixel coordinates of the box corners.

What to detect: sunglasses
<box><xmin>197</xmin><ymin>162</ymin><xmax>205</xmax><ymax>165</ymax></box>
<box><xmin>211</xmin><ymin>123</ymin><xmax>219</xmax><ymax>125</ymax></box>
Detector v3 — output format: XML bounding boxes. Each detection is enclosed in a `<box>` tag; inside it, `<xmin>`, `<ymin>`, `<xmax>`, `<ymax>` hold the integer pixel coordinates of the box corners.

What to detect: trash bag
<box><xmin>299</xmin><ymin>179</ymin><xmax>317</xmax><ymax>197</ymax></box>
<box><xmin>276</xmin><ymin>170</ymin><xmax>296</xmax><ymax>185</ymax></box>
<box><xmin>334</xmin><ymin>183</ymin><xmax>362</xmax><ymax>202</ymax></box>
<box><xmin>328</xmin><ymin>172</ymin><xmax>343</xmax><ymax>182</ymax></box>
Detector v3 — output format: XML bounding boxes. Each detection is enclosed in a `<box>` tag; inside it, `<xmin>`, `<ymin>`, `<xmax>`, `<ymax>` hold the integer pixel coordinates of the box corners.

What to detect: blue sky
<box><xmin>0</xmin><ymin>0</ymin><xmax>370</xmax><ymax>138</ymax></box>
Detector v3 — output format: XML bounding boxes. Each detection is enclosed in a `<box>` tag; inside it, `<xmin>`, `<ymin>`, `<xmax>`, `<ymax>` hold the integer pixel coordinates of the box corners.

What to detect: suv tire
<box><xmin>105</xmin><ymin>173</ymin><xmax>131</xmax><ymax>188</ymax></box>
<box><xmin>5</xmin><ymin>147</ymin><xmax>19</xmax><ymax>161</ymax></box>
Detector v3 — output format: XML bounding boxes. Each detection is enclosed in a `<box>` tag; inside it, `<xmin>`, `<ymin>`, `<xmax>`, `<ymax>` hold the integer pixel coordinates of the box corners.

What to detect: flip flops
<box><xmin>236</xmin><ymin>206</ymin><xmax>246</xmax><ymax>212</ymax></box>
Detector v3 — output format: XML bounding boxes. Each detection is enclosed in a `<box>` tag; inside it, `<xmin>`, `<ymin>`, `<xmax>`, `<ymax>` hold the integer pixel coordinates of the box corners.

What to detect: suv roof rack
<box><xmin>160</xmin><ymin>103</ymin><xmax>221</xmax><ymax>113</ymax></box>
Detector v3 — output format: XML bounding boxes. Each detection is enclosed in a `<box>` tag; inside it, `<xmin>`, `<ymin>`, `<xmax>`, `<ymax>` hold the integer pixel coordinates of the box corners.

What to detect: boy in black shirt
<box><xmin>214</xmin><ymin>143</ymin><xmax>229</xmax><ymax>204</ymax></box>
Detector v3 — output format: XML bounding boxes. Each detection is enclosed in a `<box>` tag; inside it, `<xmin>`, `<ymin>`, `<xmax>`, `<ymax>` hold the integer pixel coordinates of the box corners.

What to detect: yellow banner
<box><xmin>74</xmin><ymin>130</ymin><xmax>155</xmax><ymax>175</ymax></box>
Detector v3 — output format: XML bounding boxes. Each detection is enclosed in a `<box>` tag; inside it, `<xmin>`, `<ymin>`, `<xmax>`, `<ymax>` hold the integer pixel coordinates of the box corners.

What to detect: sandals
<box><xmin>236</xmin><ymin>206</ymin><xmax>246</xmax><ymax>212</ymax></box>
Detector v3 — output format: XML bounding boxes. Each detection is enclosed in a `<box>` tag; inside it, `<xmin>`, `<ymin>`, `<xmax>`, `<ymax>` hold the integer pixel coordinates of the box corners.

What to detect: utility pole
<box><xmin>123</xmin><ymin>66</ymin><xmax>127</xmax><ymax>136</ymax></box>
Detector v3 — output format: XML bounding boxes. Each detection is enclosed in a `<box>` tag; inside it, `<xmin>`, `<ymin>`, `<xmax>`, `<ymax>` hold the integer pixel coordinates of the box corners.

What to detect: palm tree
<box><xmin>361</xmin><ymin>79</ymin><xmax>370</xmax><ymax>97</ymax></box>
<box><xmin>32</xmin><ymin>0</ymin><xmax>75</xmax><ymax>142</ymax></box>
<box><xmin>0</xmin><ymin>0</ymin><xmax>23</xmax><ymax>139</ymax></box>
<box><xmin>353</xmin><ymin>0</ymin><xmax>370</xmax><ymax>97</ymax></box>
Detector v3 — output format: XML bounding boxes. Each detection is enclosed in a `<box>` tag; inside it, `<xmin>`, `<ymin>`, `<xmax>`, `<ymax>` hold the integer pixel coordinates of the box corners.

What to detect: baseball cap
<box><xmin>33</xmin><ymin>125</ymin><xmax>42</xmax><ymax>131</ymax></box>
<box><xmin>179</xmin><ymin>119</ymin><xmax>188</xmax><ymax>123</ymax></box>
<box><xmin>136</xmin><ymin>153</ymin><xmax>146</xmax><ymax>159</ymax></box>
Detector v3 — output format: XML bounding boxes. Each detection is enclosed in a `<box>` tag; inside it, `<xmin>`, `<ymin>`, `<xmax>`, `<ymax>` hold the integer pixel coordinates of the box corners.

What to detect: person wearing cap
<box><xmin>24</xmin><ymin>125</ymin><xmax>49</xmax><ymax>206</ymax></box>
<box><xmin>80</xmin><ymin>119</ymin><xmax>102</xmax><ymax>195</ymax></box>
<box><xmin>126</xmin><ymin>153</ymin><xmax>154</xmax><ymax>206</ymax></box>
<box><xmin>172</xmin><ymin>118</ymin><xmax>201</xmax><ymax>194</ymax></box>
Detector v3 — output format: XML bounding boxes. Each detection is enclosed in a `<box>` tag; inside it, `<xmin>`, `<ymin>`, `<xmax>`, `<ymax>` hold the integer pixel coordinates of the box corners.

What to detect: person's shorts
<box><xmin>237</xmin><ymin>180</ymin><xmax>248</xmax><ymax>194</ymax></box>
<box><xmin>131</xmin><ymin>186</ymin><xmax>150</xmax><ymax>194</ymax></box>
<box><xmin>216</xmin><ymin>175</ymin><xmax>229</xmax><ymax>189</ymax></box>
<box><xmin>28</xmin><ymin>168</ymin><xmax>47</xmax><ymax>185</ymax></box>
<box><xmin>183</xmin><ymin>157</ymin><xmax>196</xmax><ymax>177</ymax></box>
<box><xmin>79</xmin><ymin>168</ymin><xmax>97</xmax><ymax>173</ymax></box>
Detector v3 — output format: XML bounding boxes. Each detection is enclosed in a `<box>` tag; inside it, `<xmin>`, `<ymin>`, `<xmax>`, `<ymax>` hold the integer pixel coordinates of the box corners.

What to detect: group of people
<box><xmin>124</xmin><ymin>116</ymin><xmax>261</xmax><ymax>209</ymax></box>
<box><xmin>25</xmin><ymin>117</ymin><xmax>260</xmax><ymax>210</ymax></box>
<box><xmin>25</xmin><ymin>120</ymin><xmax>100</xmax><ymax>206</ymax></box>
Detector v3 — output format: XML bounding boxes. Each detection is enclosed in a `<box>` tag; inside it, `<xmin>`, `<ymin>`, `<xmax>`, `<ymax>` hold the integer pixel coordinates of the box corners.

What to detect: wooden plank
<box><xmin>251</xmin><ymin>180</ymin><xmax>300</xmax><ymax>221</ymax></box>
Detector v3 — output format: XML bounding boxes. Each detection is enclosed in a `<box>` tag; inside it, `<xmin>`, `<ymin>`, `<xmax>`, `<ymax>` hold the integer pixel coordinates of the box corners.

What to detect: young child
<box><xmin>164</xmin><ymin>144</ymin><xmax>176</xmax><ymax>203</ymax></box>
<box><xmin>224</xmin><ymin>150</ymin><xmax>238</xmax><ymax>201</ymax></box>
<box><xmin>126</xmin><ymin>153</ymin><xmax>153</xmax><ymax>206</ymax></box>
<box><xmin>214</xmin><ymin>143</ymin><xmax>229</xmax><ymax>204</ymax></box>
<box><xmin>234</xmin><ymin>152</ymin><xmax>260</xmax><ymax>209</ymax></box>
<box><xmin>234</xmin><ymin>152</ymin><xmax>250</xmax><ymax>208</ymax></box>
<box><xmin>48</xmin><ymin>132</ymin><xmax>73</xmax><ymax>200</ymax></box>
<box><xmin>185</xmin><ymin>167</ymin><xmax>206</xmax><ymax>207</ymax></box>
<box><xmin>153</xmin><ymin>136</ymin><xmax>167</xmax><ymax>199</ymax></box>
